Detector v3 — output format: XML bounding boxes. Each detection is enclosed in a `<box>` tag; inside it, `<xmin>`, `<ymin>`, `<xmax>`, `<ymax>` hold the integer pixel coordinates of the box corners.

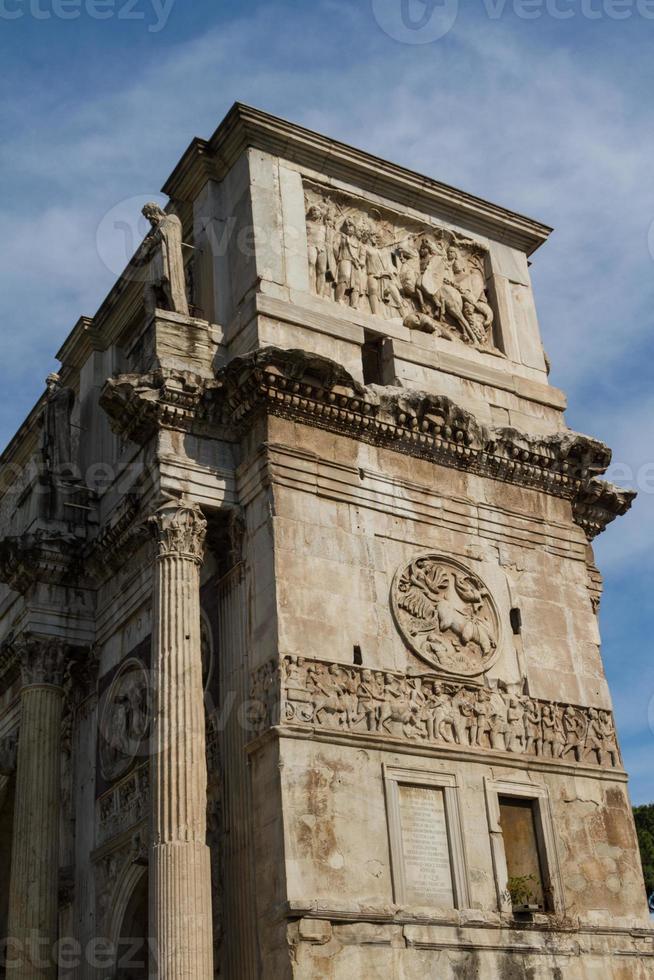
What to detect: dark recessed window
<box><xmin>498</xmin><ymin>796</ymin><xmax>551</xmax><ymax>912</ymax></box>
<box><xmin>362</xmin><ymin>332</ymin><xmax>386</xmax><ymax>386</ymax></box>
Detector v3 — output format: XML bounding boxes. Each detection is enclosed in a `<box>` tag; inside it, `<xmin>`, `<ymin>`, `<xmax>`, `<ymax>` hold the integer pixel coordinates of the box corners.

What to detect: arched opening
<box><xmin>114</xmin><ymin>869</ymin><xmax>149</xmax><ymax>980</ymax></box>
<box><xmin>0</xmin><ymin>777</ymin><xmax>16</xmax><ymax>980</ymax></box>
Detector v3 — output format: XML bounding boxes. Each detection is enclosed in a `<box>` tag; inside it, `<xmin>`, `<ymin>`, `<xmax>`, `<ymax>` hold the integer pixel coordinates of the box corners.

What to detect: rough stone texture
<box><xmin>0</xmin><ymin>105</ymin><xmax>650</xmax><ymax>979</ymax></box>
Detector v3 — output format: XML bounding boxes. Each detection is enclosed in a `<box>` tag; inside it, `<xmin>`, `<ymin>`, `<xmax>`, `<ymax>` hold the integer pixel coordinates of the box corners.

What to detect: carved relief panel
<box><xmin>304</xmin><ymin>181</ymin><xmax>497</xmax><ymax>351</ymax></box>
<box><xmin>99</xmin><ymin>658</ymin><xmax>151</xmax><ymax>783</ymax></box>
<box><xmin>392</xmin><ymin>554</ymin><xmax>501</xmax><ymax>677</ymax></box>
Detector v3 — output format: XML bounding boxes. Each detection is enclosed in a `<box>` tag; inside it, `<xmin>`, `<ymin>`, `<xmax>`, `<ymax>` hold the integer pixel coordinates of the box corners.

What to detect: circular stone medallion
<box><xmin>391</xmin><ymin>554</ymin><xmax>501</xmax><ymax>677</ymax></box>
<box><xmin>99</xmin><ymin>659</ymin><xmax>151</xmax><ymax>782</ymax></box>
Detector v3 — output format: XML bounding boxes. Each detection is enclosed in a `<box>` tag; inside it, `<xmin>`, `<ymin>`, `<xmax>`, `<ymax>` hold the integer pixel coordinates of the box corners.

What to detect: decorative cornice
<box><xmin>162</xmin><ymin>104</ymin><xmax>552</xmax><ymax>256</ymax></box>
<box><xmin>149</xmin><ymin>497</ymin><xmax>207</xmax><ymax>563</ymax></box>
<box><xmin>99</xmin><ymin>370</ymin><xmax>204</xmax><ymax>445</ymax></box>
<box><xmin>0</xmin><ymin>528</ymin><xmax>86</xmax><ymax>594</ymax></box>
<box><xmin>573</xmin><ymin>479</ymin><xmax>637</xmax><ymax>540</ymax></box>
<box><xmin>99</xmin><ymin>347</ymin><xmax>634</xmax><ymax>539</ymax></box>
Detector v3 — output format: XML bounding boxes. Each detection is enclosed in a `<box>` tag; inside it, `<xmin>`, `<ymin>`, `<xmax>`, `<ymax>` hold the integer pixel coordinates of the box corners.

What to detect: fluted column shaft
<box><xmin>6</xmin><ymin>637</ymin><xmax>67</xmax><ymax>980</ymax></box>
<box><xmin>149</xmin><ymin>500</ymin><xmax>213</xmax><ymax>980</ymax></box>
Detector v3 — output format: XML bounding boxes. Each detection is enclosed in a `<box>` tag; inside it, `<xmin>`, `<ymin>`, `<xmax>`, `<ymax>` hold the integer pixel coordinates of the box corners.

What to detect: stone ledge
<box><xmin>247</xmin><ymin>726</ymin><xmax>629</xmax><ymax>784</ymax></box>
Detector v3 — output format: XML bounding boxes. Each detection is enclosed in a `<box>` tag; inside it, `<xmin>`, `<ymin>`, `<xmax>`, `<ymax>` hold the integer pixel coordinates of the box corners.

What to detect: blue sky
<box><xmin>1</xmin><ymin>0</ymin><xmax>652</xmax><ymax>801</ymax></box>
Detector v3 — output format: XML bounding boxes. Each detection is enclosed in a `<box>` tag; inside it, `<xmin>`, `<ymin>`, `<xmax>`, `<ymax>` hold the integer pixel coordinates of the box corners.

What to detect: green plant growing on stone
<box><xmin>507</xmin><ymin>874</ymin><xmax>539</xmax><ymax>908</ymax></box>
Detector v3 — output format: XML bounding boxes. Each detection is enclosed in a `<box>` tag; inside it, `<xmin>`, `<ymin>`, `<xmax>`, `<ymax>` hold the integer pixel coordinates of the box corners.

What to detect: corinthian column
<box><xmin>149</xmin><ymin>499</ymin><xmax>213</xmax><ymax>979</ymax></box>
<box><xmin>6</xmin><ymin>635</ymin><xmax>67</xmax><ymax>980</ymax></box>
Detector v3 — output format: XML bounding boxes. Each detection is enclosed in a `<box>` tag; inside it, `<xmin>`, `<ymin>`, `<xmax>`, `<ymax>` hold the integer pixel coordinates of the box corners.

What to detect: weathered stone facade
<box><xmin>0</xmin><ymin>105</ymin><xmax>651</xmax><ymax>978</ymax></box>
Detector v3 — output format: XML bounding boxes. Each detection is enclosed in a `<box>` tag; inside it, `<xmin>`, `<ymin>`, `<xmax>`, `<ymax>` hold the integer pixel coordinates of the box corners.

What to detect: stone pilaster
<box><xmin>148</xmin><ymin>500</ymin><xmax>214</xmax><ymax>979</ymax></box>
<box><xmin>6</xmin><ymin>634</ymin><xmax>67</xmax><ymax>980</ymax></box>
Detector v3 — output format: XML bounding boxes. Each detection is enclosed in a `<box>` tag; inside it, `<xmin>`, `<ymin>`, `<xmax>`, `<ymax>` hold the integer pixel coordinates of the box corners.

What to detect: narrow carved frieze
<box><xmin>251</xmin><ymin>656</ymin><xmax>622</xmax><ymax>770</ymax></box>
<box><xmin>97</xmin><ymin>763</ymin><xmax>150</xmax><ymax>847</ymax></box>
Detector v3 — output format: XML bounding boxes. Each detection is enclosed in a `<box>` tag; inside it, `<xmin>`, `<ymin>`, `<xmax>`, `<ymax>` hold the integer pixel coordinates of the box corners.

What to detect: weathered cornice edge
<box><xmin>0</xmin><ymin>529</ymin><xmax>86</xmax><ymax>593</ymax></box>
<box><xmin>99</xmin><ymin>346</ymin><xmax>635</xmax><ymax>538</ymax></box>
<box><xmin>572</xmin><ymin>479</ymin><xmax>637</xmax><ymax>540</ymax></box>
<box><xmin>162</xmin><ymin>103</ymin><xmax>552</xmax><ymax>255</ymax></box>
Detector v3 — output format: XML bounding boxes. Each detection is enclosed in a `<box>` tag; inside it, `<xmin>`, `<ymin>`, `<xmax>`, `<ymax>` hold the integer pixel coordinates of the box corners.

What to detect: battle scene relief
<box><xmin>304</xmin><ymin>182</ymin><xmax>497</xmax><ymax>351</ymax></box>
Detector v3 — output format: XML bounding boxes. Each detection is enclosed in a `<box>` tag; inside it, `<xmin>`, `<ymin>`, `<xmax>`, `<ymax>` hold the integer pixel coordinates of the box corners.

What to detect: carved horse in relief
<box><xmin>400</xmin><ymin>563</ymin><xmax>496</xmax><ymax>658</ymax></box>
<box><xmin>411</xmin><ymin>240</ymin><xmax>493</xmax><ymax>345</ymax></box>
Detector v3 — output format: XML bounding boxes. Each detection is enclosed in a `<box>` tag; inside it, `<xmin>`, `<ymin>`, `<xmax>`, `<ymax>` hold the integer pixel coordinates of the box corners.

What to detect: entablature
<box><xmin>99</xmin><ymin>346</ymin><xmax>633</xmax><ymax>542</ymax></box>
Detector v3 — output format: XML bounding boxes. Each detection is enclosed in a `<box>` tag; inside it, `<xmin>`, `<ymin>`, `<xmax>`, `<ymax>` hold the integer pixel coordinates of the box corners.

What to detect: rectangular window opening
<box><xmin>498</xmin><ymin>796</ymin><xmax>551</xmax><ymax>912</ymax></box>
<box><xmin>362</xmin><ymin>332</ymin><xmax>386</xmax><ymax>386</ymax></box>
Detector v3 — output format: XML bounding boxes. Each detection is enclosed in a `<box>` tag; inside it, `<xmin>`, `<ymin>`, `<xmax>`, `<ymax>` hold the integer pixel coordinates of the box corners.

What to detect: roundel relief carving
<box><xmin>392</xmin><ymin>554</ymin><xmax>501</xmax><ymax>677</ymax></box>
<box><xmin>99</xmin><ymin>659</ymin><xmax>151</xmax><ymax>783</ymax></box>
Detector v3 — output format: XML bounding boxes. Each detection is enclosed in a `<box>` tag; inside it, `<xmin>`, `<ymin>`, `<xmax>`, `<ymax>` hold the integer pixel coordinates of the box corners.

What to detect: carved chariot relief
<box><xmin>99</xmin><ymin>658</ymin><xmax>151</xmax><ymax>783</ymax></box>
<box><xmin>392</xmin><ymin>555</ymin><xmax>501</xmax><ymax>677</ymax></box>
<box><xmin>304</xmin><ymin>183</ymin><xmax>496</xmax><ymax>351</ymax></box>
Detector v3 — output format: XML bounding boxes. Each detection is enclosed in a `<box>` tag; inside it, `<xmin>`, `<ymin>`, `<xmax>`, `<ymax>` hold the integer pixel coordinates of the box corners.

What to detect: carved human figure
<box><xmin>561</xmin><ymin>705</ymin><xmax>585</xmax><ymax>762</ymax></box>
<box><xmin>140</xmin><ymin>202</ymin><xmax>190</xmax><ymax>316</ymax></box>
<box><xmin>598</xmin><ymin>710</ymin><xmax>619</xmax><ymax>767</ymax></box>
<box><xmin>541</xmin><ymin>704</ymin><xmax>565</xmax><ymax>759</ymax></box>
<box><xmin>378</xmin><ymin>674</ymin><xmax>419</xmax><ymax>736</ymax></box>
<box><xmin>306</xmin><ymin>204</ymin><xmax>329</xmax><ymax>296</ymax></box>
<box><xmin>42</xmin><ymin>372</ymin><xmax>75</xmax><ymax>476</ymax></box>
<box><xmin>356</xmin><ymin>668</ymin><xmax>383</xmax><ymax>731</ymax></box>
<box><xmin>488</xmin><ymin>691</ymin><xmax>509</xmax><ymax>751</ymax></box>
<box><xmin>458</xmin><ymin>690</ymin><xmax>477</xmax><ymax>746</ymax></box>
<box><xmin>472</xmin><ymin>688</ymin><xmax>493</xmax><ymax>747</ymax></box>
<box><xmin>505</xmin><ymin>695</ymin><xmax>526</xmax><ymax>754</ymax></box>
<box><xmin>425</xmin><ymin>682</ymin><xmax>453</xmax><ymax>742</ymax></box>
<box><xmin>393</xmin><ymin>239</ymin><xmax>419</xmax><ymax>299</ymax></box>
<box><xmin>284</xmin><ymin>656</ymin><xmax>308</xmax><ymax>692</ymax></box>
<box><xmin>524</xmin><ymin>699</ymin><xmax>543</xmax><ymax>756</ymax></box>
<box><xmin>363</xmin><ymin>227</ymin><xmax>406</xmax><ymax>318</ymax></box>
<box><xmin>585</xmin><ymin>708</ymin><xmax>618</xmax><ymax>767</ymax></box>
<box><xmin>335</xmin><ymin>218</ymin><xmax>365</xmax><ymax>307</ymax></box>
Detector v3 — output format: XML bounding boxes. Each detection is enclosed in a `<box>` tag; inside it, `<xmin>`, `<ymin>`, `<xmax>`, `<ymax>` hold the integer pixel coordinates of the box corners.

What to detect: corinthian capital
<box><xmin>13</xmin><ymin>633</ymin><xmax>68</xmax><ymax>689</ymax></box>
<box><xmin>149</xmin><ymin>498</ymin><xmax>207</xmax><ymax>563</ymax></box>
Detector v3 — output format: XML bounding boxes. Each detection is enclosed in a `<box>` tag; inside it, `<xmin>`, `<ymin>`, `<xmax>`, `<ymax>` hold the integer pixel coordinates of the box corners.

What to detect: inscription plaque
<box><xmin>398</xmin><ymin>784</ymin><xmax>454</xmax><ymax>907</ymax></box>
